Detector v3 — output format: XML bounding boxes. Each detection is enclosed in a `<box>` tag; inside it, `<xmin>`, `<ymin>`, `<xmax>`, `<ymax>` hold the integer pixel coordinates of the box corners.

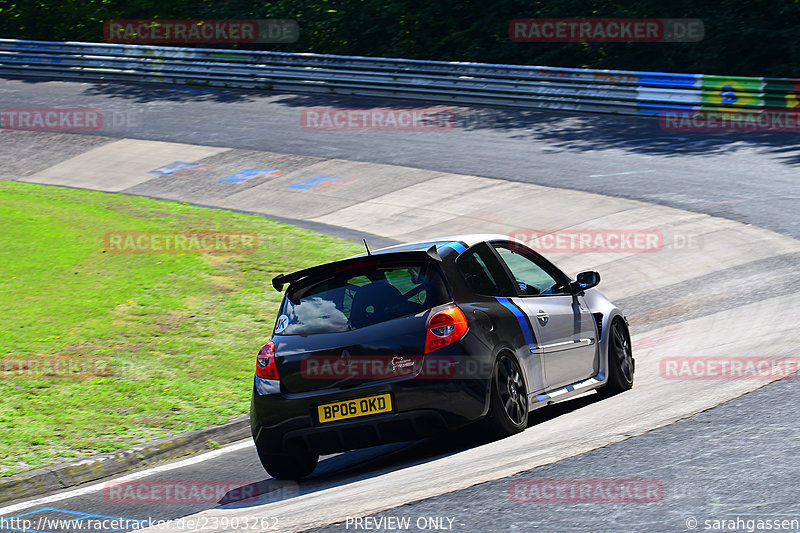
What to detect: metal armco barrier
<box><xmin>1</xmin><ymin>39</ymin><xmax>798</xmax><ymax>116</ymax></box>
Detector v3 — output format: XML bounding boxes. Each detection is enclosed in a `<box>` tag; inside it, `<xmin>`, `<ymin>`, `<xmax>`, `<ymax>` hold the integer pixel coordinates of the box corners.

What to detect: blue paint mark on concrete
<box><xmin>219</xmin><ymin>169</ymin><xmax>283</xmax><ymax>183</ymax></box>
<box><xmin>287</xmin><ymin>175</ymin><xmax>340</xmax><ymax>189</ymax></box>
<box><xmin>287</xmin><ymin>175</ymin><xmax>353</xmax><ymax>190</ymax></box>
<box><xmin>148</xmin><ymin>161</ymin><xmax>200</xmax><ymax>175</ymax></box>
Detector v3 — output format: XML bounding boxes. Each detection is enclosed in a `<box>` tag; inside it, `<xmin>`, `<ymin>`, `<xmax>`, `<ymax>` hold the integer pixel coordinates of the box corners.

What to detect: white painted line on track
<box><xmin>0</xmin><ymin>440</ymin><xmax>253</xmax><ymax>516</ymax></box>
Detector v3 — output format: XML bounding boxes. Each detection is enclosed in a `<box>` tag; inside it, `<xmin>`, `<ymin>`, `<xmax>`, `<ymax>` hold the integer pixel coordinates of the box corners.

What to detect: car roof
<box><xmin>360</xmin><ymin>234</ymin><xmax>515</xmax><ymax>257</ymax></box>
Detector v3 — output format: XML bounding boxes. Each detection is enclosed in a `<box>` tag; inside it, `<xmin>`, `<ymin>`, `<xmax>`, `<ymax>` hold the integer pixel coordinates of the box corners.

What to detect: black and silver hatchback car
<box><xmin>251</xmin><ymin>235</ymin><xmax>633</xmax><ymax>479</ymax></box>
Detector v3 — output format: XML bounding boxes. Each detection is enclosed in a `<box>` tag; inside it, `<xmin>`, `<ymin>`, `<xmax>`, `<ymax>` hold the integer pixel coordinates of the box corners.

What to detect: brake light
<box><xmin>424</xmin><ymin>306</ymin><xmax>469</xmax><ymax>353</ymax></box>
<box><xmin>256</xmin><ymin>341</ymin><xmax>279</xmax><ymax>380</ymax></box>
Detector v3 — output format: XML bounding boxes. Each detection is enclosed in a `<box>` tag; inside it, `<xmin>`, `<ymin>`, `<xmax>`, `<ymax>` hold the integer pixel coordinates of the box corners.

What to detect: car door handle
<box><xmin>535</xmin><ymin>310</ymin><xmax>549</xmax><ymax>326</ymax></box>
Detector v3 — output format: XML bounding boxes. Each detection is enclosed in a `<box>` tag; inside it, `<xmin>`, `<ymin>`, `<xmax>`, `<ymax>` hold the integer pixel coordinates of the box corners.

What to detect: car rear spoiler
<box><xmin>271</xmin><ymin>245</ymin><xmax>442</xmax><ymax>292</ymax></box>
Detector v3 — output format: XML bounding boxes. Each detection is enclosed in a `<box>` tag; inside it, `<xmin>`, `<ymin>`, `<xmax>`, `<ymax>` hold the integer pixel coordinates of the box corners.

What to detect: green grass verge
<box><xmin>0</xmin><ymin>181</ymin><xmax>361</xmax><ymax>477</ymax></box>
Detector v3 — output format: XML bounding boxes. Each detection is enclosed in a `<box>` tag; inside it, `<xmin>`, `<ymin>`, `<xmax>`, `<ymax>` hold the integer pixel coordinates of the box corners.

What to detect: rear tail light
<box><xmin>256</xmin><ymin>341</ymin><xmax>279</xmax><ymax>380</ymax></box>
<box><xmin>425</xmin><ymin>305</ymin><xmax>469</xmax><ymax>353</ymax></box>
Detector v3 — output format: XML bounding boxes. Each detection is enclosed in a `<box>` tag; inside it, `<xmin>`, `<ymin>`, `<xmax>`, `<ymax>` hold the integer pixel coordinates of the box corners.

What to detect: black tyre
<box><xmin>256</xmin><ymin>447</ymin><xmax>319</xmax><ymax>480</ymax></box>
<box><xmin>598</xmin><ymin>318</ymin><xmax>634</xmax><ymax>398</ymax></box>
<box><xmin>482</xmin><ymin>353</ymin><xmax>528</xmax><ymax>436</ymax></box>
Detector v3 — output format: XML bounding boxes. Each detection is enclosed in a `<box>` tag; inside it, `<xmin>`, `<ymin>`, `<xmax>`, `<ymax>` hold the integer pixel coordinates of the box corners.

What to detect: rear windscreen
<box><xmin>275</xmin><ymin>262</ymin><xmax>450</xmax><ymax>335</ymax></box>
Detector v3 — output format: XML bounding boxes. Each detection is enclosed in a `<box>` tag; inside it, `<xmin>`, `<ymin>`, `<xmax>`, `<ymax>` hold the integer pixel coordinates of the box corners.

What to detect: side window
<box><xmin>494</xmin><ymin>245</ymin><xmax>564</xmax><ymax>296</ymax></box>
<box><xmin>457</xmin><ymin>244</ymin><xmax>516</xmax><ymax>296</ymax></box>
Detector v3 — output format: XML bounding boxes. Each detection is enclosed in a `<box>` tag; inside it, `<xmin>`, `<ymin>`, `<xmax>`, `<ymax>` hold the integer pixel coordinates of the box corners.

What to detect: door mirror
<box><xmin>571</xmin><ymin>271</ymin><xmax>600</xmax><ymax>292</ymax></box>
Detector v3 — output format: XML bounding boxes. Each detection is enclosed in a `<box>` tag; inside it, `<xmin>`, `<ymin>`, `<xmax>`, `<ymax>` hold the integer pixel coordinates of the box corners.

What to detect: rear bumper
<box><xmin>250</xmin><ymin>375</ymin><xmax>489</xmax><ymax>455</ymax></box>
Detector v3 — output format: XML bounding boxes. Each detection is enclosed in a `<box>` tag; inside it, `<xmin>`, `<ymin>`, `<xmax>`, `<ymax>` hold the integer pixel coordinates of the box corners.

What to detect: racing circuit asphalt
<box><xmin>3</xmin><ymin>379</ymin><xmax>798</xmax><ymax>532</ymax></box>
<box><xmin>0</xmin><ymin>78</ymin><xmax>798</xmax><ymax>240</ymax></box>
<box><xmin>1</xmin><ymin>77</ymin><xmax>799</xmax><ymax>532</ymax></box>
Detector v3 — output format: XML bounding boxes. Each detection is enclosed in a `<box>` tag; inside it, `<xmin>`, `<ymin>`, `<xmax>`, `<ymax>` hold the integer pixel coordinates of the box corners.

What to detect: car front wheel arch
<box><xmin>598</xmin><ymin>317</ymin><xmax>634</xmax><ymax>398</ymax></box>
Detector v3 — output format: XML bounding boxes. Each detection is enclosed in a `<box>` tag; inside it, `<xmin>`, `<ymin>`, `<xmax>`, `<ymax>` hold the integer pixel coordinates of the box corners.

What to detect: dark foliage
<box><xmin>1</xmin><ymin>0</ymin><xmax>798</xmax><ymax>76</ymax></box>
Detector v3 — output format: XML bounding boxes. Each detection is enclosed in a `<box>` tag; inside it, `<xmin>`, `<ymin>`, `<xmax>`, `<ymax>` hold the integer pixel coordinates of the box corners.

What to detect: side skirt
<box><xmin>528</xmin><ymin>372</ymin><xmax>606</xmax><ymax>409</ymax></box>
